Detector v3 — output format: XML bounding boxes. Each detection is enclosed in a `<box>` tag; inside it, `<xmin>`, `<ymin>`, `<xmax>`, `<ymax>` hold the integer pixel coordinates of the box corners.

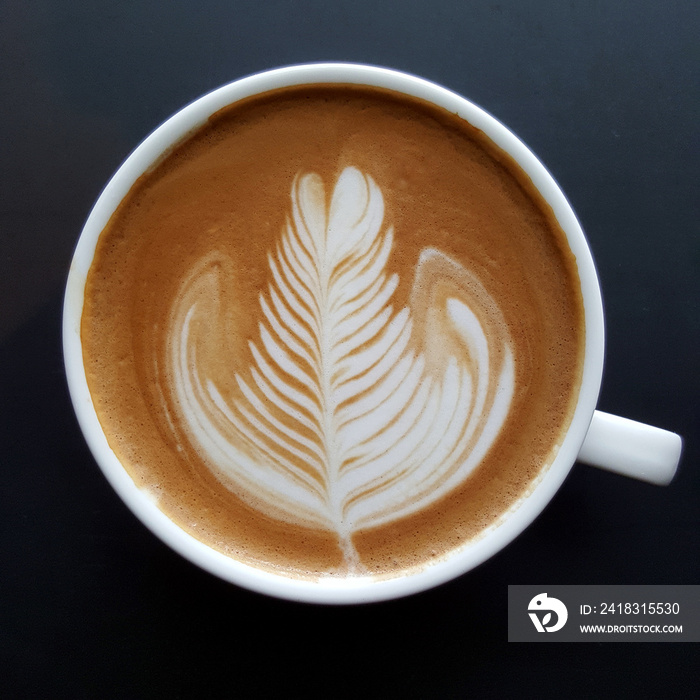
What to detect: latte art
<box><xmin>81</xmin><ymin>85</ymin><xmax>584</xmax><ymax>578</ymax></box>
<box><xmin>165</xmin><ymin>167</ymin><xmax>515</xmax><ymax>564</ymax></box>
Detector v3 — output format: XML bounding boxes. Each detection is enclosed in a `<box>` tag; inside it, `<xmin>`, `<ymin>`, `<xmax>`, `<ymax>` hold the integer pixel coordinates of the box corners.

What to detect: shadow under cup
<box><xmin>63</xmin><ymin>64</ymin><xmax>606</xmax><ymax>604</ymax></box>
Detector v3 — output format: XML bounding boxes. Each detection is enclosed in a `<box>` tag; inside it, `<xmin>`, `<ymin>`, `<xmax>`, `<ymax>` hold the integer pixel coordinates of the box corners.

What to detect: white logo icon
<box><xmin>528</xmin><ymin>593</ymin><xmax>568</xmax><ymax>632</ymax></box>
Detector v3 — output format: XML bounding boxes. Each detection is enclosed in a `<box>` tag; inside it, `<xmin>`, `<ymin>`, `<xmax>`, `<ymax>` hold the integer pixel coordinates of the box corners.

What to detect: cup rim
<box><xmin>63</xmin><ymin>62</ymin><xmax>605</xmax><ymax>604</ymax></box>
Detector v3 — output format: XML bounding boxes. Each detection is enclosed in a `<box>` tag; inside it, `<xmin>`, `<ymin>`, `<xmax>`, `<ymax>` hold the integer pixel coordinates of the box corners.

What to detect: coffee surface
<box><xmin>82</xmin><ymin>85</ymin><xmax>584</xmax><ymax>578</ymax></box>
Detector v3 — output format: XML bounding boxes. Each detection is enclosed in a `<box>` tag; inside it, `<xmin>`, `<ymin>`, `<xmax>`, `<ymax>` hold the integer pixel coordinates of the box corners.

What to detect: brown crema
<box><xmin>82</xmin><ymin>85</ymin><xmax>585</xmax><ymax>579</ymax></box>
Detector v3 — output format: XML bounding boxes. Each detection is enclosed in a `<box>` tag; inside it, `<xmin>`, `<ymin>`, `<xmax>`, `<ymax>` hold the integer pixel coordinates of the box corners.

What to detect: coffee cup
<box><xmin>63</xmin><ymin>63</ymin><xmax>682</xmax><ymax>603</ymax></box>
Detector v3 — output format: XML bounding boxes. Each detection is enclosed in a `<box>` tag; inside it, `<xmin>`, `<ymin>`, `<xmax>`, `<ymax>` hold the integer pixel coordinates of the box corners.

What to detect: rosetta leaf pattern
<box><xmin>167</xmin><ymin>166</ymin><xmax>514</xmax><ymax>564</ymax></box>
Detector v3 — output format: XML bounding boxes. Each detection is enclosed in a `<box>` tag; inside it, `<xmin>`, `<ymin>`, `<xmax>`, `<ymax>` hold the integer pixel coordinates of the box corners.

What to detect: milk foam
<box><xmin>163</xmin><ymin>167</ymin><xmax>515</xmax><ymax>564</ymax></box>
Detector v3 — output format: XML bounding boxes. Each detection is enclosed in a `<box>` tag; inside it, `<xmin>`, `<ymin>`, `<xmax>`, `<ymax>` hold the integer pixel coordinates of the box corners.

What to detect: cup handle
<box><xmin>577</xmin><ymin>410</ymin><xmax>682</xmax><ymax>485</ymax></box>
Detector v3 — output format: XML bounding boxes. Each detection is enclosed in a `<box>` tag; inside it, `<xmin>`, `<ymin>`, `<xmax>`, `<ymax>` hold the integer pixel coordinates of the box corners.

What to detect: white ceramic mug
<box><xmin>63</xmin><ymin>63</ymin><xmax>682</xmax><ymax>604</ymax></box>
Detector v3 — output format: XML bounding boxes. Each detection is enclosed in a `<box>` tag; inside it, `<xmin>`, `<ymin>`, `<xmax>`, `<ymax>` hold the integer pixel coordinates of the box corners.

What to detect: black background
<box><xmin>1</xmin><ymin>2</ymin><xmax>697</xmax><ymax>698</ymax></box>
